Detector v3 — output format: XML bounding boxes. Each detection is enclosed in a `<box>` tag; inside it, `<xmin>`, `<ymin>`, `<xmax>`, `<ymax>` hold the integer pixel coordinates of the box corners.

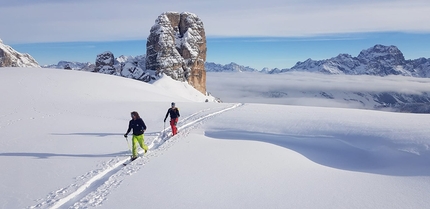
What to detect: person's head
<box><xmin>131</xmin><ymin>111</ymin><xmax>140</xmax><ymax>120</ymax></box>
<box><xmin>171</xmin><ymin>102</ymin><xmax>175</xmax><ymax>108</ymax></box>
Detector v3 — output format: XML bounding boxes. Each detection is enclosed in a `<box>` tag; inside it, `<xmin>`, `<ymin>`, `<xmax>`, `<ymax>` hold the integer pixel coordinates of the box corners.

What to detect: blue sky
<box><xmin>11</xmin><ymin>32</ymin><xmax>430</xmax><ymax>70</ymax></box>
<box><xmin>3</xmin><ymin>0</ymin><xmax>430</xmax><ymax>69</ymax></box>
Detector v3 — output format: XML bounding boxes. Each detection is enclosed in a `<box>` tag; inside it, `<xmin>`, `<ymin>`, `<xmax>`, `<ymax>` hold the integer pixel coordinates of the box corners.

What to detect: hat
<box><xmin>171</xmin><ymin>102</ymin><xmax>175</xmax><ymax>106</ymax></box>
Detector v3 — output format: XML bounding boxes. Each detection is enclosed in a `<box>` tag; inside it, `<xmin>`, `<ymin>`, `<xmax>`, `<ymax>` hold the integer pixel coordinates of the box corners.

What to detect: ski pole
<box><xmin>163</xmin><ymin>121</ymin><xmax>166</xmax><ymax>138</ymax></box>
<box><xmin>125</xmin><ymin>136</ymin><xmax>132</xmax><ymax>155</ymax></box>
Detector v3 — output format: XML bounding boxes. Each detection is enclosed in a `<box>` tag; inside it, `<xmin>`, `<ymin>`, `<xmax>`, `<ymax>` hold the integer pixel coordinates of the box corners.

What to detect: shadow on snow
<box><xmin>205</xmin><ymin>129</ymin><xmax>430</xmax><ymax>177</ymax></box>
<box><xmin>0</xmin><ymin>151</ymin><xmax>130</xmax><ymax>159</ymax></box>
<box><xmin>51</xmin><ymin>132</ymin><xmax>160</xmax><ymax>137</ymax></box>
<box><xmin>0</xmin><ymin>132</ymin><xmax>162</xmax><ymax>159</ymax></box>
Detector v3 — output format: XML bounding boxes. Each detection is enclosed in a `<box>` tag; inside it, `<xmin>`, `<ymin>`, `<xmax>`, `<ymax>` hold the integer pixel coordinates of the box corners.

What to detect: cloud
<box><xmin>209</xmin><ymin>72</ymin><xmax>430</xmax><ymax>94</ymax></box>
<box><xmin>1</xmin><ymin>0</ymin><xmax>430</xmax><ymax>43</ymax></box>
<box><xmin>206</xmin><ymin>72</ymin><xmax>430</xmax><ymax>108</ymax></box>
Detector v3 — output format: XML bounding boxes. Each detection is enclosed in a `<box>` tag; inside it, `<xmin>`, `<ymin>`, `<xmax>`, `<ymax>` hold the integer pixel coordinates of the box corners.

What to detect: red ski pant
<box><xmin>170</xmin><ymin>118</ymin><xmax>178</xmax><ymax>135</ymax></box>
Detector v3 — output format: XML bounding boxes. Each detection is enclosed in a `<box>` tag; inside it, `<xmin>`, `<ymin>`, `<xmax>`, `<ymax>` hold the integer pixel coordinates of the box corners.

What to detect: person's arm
<box><xmin>141</xmin><ymin>119</ymin><xmax>147</xmax><ymax>132</ymax></box>
<box><xmin>124</xmin><ymin>121</ymin><xmax>132</xmax><ymax>137</ymax></box>
<box><xmin>176</xmin><ymin>108</ymin><xmax>180</xmax><ymax>118</ymax></box>
<box><xmin>164</xmin><ymin>109</ymin><xmax>170</xmax><ymax>122</ymax></box>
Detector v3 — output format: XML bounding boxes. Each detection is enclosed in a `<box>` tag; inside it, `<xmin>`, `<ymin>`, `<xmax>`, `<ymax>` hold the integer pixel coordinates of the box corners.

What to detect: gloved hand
<box><xmin>164</xmin><ymin>118</ymin><xmax>166</xmax><ymax>122</ymax></box>
<box><xmin>124</xmin><ymin>134</ymin><xmax>128</xmax><ymax>138</ymax></box>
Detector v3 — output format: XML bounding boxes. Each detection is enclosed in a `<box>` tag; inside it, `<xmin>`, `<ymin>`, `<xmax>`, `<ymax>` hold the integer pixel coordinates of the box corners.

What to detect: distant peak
<box><xmin>357</xmin><ymin>44</ymin><xmax>404</xmax><ymax>61</ymax></box>
<box><xmin>361</xmin><ymin>44</ymin><xmax>401</xmax><ymax>54</ymax></box>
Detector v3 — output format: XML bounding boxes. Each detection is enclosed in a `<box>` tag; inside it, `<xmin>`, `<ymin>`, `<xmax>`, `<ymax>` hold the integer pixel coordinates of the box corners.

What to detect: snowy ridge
<box><xmin>152</xmin><ymin>74</ymin><xmax>217</xmax><ymax>102</ymax></box>
<box><xmin>0</xmin><ymin>41</ymin><xmax>40</xmax><ymax>67</ymax></box>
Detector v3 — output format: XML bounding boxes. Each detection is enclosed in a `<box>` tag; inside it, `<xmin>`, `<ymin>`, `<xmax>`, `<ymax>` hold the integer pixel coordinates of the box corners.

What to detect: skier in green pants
<box><xmin>124</xmin><ymin>111</ymin><xmax>148</xmax><ymax>160</ymax></box>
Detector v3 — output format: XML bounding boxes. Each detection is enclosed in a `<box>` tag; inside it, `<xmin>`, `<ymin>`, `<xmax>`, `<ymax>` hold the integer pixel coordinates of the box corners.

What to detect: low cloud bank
<box><xmin>207</xmin><ymin>72</ymin><xmax>430</xmax><ymax>110</ymax></box>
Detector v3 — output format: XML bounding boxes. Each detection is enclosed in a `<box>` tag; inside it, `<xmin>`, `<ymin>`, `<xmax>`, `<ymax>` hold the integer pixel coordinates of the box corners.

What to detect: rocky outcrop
<box><xmin>0</xmin><ymin>39</ymin><xmax>40</xmax><ymax>68</ymax></box>
<box><xmin>117</xmin><ymin>55</ymin><xmax>154</xmax><ymax>81</ymax></box>
<box><xmin>146</xmin><ymin>12</ymin><xmax>207</xmax><ymax>94</ymax></box>
<box><xmin>94</xmin><ymin>51</ymin><xmax>116</xmax><ymax>74</ymax></box>
<box><xmin>45</xmin><ymin>53</ymin><xmax>153</xmax><ymax>81</ymax></box>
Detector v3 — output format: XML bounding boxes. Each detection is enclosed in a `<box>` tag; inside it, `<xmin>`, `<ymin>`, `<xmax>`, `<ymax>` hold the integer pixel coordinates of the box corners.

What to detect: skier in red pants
<box><xmin>164</xmin><ymin>102</ymin><xmax>180</xmax><ymax>136</ymax></box>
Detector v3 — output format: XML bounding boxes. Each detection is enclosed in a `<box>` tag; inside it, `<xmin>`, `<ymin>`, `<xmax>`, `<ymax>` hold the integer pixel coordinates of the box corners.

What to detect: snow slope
<box><xmin>1</xmin><ymin>67</ymin><xmax>430</xmax><ymax>208</ymax></box>
<box><xmin>0</xmin><ymin>67</ymin><xmax>219</xmax><ymax>208</ymax></box>
<box><xmin>151</xmin><ymin>74</ymin><xmax>216</xmax><ymax>102</ymax></box>
<box><xmin>104</xmin><ymin>104</ymin><xmax>430</xmax><ymax>209</ymax></box>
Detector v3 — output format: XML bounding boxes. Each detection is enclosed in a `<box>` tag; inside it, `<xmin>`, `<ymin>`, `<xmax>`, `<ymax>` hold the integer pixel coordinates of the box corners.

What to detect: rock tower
<box><xmin>146</xmin><ymin>12</ymin><xmax>207</xmax><ymax>94</ymax></box>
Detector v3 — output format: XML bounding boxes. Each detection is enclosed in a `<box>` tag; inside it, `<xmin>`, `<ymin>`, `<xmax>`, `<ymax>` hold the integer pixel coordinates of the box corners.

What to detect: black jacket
<box><xmin>165</xmin><ymin>107</ymin><xmax>180</xmax><ymax>120</ymax></box>
<box><xmin>126</xmin><ymin>118</ymin><xmax>147</xmax><ymax>136</ymax></box>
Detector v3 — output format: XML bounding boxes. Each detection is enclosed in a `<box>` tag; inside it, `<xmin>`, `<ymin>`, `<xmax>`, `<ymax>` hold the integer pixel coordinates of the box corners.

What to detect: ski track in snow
<box><xmin>28</xmin><ymin>103</ymin><xmax>243</xmax><ymax>209</ymax></box>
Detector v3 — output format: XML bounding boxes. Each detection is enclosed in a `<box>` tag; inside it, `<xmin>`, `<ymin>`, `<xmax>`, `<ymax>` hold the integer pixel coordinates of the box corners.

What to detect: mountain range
<box><xmin>206</xmin><ymin>45</ymin><xmax>430</xmax><ymax>77</ymax></box>
<box><xmin>43</xmin><ymin>61</ymin><xmax>93</xmax><ymax>70</ymax></box>
<box><xmin>1</xmin><ymin>39</ymin><xmax>429</xmax><ymax>113</ymax></box>
<box><xmin>289</xmin><ymin>45</ymin><xmax>430</xmax><ymax>77</ymax></box>
<box><xmin>42</xmin><ymin>44</ymin><xmax>430</xmax><ymax>78</ymax></box>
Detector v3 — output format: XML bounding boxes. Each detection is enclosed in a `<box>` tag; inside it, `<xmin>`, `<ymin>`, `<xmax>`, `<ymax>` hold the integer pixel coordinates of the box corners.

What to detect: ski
<box><xmin>123</xmin><ymin>156</ymin><xmax>139</xmax><ymax>166</ymax></box>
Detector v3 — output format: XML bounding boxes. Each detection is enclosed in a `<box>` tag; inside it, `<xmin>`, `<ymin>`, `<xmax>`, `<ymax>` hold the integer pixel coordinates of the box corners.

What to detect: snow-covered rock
<box><xmin>146</xmin><ymin>12</ymin><xmax>207</xmax><ymax>94</ymax></box>
<box><xmin>0</xmin><ymin>39</ymin><xmax>40</xmax><ymax>68</ymax></box>
<box><xmin>94</xmin><ymin>51</ymin><xmax>116</xmax><ymax>74</ymax></box>
<box><xmin>115</xmin><ymin>54</ymin><xmax>155</xmax><ymax>81</ymax></box>
<box><xmin>44</xmin><ymin>53</ymin><xmax>155</xmax><ymax>82</ymax></box>
<box><xmin>119</xmin><ymin>61</ymin><xmax>152</xmax><ymax>82</ymax></box>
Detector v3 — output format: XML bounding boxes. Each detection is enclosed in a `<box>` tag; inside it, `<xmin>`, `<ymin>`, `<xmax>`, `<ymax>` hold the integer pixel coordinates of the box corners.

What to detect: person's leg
<box><xmin>172</xmin><ymin>118</ymin><xmax>178</xmax><ymax>135</ymax></box>
<box><xmin>170</xmin><ymin>119</ymin><xmax>176</xmax><ymax>135</ymax></box>
<box><xmin>136</xmin><ymin>134</ymin><xmax>148</xmax><ymax>153</ymax></box>
<box><xmin>132</xmin><ymin>135</ymin><xmax>138</xmax><ymax>157</ymax></box>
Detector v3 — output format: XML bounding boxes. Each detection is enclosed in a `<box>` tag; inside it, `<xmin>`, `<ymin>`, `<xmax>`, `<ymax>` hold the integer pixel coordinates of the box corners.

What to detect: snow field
<box><xmin>0</xmin><ymin>67</ymin><xmax>222</xmax><ymax>208</ymax></box>
<box><xmin>1</xmin><ymin>67</ymin><xmax>430</xmax><ymax>208</ymax></box>
<box><xmin>104</xmin><ymin>103</ymin><xmax>430</xmax><ymax>209</ymax></box>
<box><xmin>45</xmin><ymin>103</ymin><xmax>241</xmax><ymax>209</ymax></box>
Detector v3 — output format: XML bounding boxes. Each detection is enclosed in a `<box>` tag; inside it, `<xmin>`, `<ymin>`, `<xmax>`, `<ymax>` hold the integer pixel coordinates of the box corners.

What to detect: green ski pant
<box><xmin>132</xmin><ymin>134</ymin><xmax>148</xmax><ymax>157</ymax></box>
